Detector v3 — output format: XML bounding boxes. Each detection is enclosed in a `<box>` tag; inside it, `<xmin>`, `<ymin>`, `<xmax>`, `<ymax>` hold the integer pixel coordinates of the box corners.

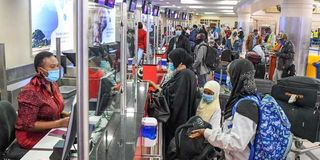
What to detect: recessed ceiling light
<box><xmin>224</xmin><ymin>13</ymin><xmax>236</xmax><ymax>15</ymax></box>
<box><xmin>181</xmin><ymin>0</ymin><xmax>238</xmax><ymax>5</ymax></box>
<box><xmin>204</xmin><ymin>12</ymin><xmax>216</xmax><ymax>15</ymax></box>
<box><xmin>166</xmin><ymin>2</ymin><xmax>170</xmax><ymax>4</ymax></box>
<box><xmin>188</xmin><ymin>6</ymin><xmax>234</xmax><ymax>9</ymax></box>
<box><xmin>218</xmin><ymin>10</ymin><xmax>234</xmax><ymax>13</ymax></box>
<box><xmin>177</xmin><ymin>6</ymin><xmax>181</xmax><ymax>9</ymax></box>
<box><xmin>188</xmin><ymin>6</ymin><xmax>205</xmax><ymax>9</ymax></box>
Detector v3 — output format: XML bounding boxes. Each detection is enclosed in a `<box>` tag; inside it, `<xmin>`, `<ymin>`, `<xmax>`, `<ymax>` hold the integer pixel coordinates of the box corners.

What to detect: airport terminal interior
<box><xmin>2</xmin><ymin>0</ymin><xmax>320</xmax><ymax>160</ymax></box>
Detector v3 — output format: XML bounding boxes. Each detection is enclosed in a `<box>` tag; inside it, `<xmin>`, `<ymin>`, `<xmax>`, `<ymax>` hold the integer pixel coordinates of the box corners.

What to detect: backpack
<box><xmin>282</xmin><ymin>64</ymin><xmax>296</xmax><ymax>78</ymax></box>
<box><xmin>231</xmin><ymin>95</ymin><xmax>292</xmax><ymax>160</ymax></box>
<box><xmin>199</xmin><ymin>44</ymin><xmax>219</xmax><ymax>70</ymax></box>
<box><xmin>166</xmin><ymin>116</ymin><xmax>221</xmax><ymax>160</ymax></box>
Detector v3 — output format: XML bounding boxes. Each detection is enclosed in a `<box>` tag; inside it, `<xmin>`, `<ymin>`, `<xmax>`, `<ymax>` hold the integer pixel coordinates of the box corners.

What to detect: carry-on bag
<box><xmin>271</xmin><ymin>76</ymin><xmax>320</xmax><ymax>142</ymax></box>
<box><xmin>255</xmin><ymin>79</ymin><xmax>274</xmax><ymax>95</ymax></box>
<box><xmin>246</xmin><ymin>52</ymin><xmax>262</xmax><ymax>64</ymax></box>
<box><xmin>147</xmin><ymin>91</ymin><xmax>170</xmax><ymax>123</ymax></box>
<box><xmin>166</xmin><ymin>116</ymin><xmax>219</xmax><ymax>160</ymax></box>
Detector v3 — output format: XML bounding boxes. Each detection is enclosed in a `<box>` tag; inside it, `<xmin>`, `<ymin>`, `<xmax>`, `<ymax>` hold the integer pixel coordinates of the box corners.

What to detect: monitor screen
<box><xmin>95</xmin><ymin>0</ymin><xmax>105</xmax><ymax>5</ymax></box>
<box><xmin>106</xmin><ymin>0</ymin><xmax>115</xmax><ymax>8</ymax></box>
<box><xmin>182</xmin><ymin>12</ymin><xmax>187</xmax><ymax>20</ymax></box>
<box><xmin>174</xmin><ymin>11</ymin><xmax>179</xmax><ymax>19</ymax></box>
<box><xmin>61</xmin><ymin>97</ymin><xmax>77</xmax><ymax>160</ymax></box>
<box><xmin>142</xmin><ymin>0</ymin><xmax>148</xmax><ymax>14</ymax></box>
<box><xmin>152</xmin><ymin>6</ymin><xmax>159</xmax><ymax>16</ymax></box>
<box><xmin>167</xmin><ymin>9</ymin><xmax>171</xmax><ymax>18</ymax></box>
<box><xmin>181</xmin><ymin>12</ymin><xmax>185</xmax><ymax>20</ymax></box>
<box><xmin>96</xmin><ymin>75</ymin><xmax>115</xmax><ymax>116</ymax></box>
<box><xmin>128</xmin><ymin>0</ymin><xmax>137</xmax><ymax>12</ymax></box>
<box><xmin>171</xmin><ymin>10</ymin><xmax>175</xmax><ymax>19</ymax></box>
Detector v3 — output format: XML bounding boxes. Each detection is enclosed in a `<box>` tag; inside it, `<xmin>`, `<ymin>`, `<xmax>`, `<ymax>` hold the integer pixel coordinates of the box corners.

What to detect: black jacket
<box><xmin>167</xmin><ymin>35</ymin><xmax>192</xmax><ymax>56</ymax></box>
<box><xmin>162</xmin><ymin>69</ymin><xmax>197</xmax><ymax>149</ymax></box>
<box><xmin>276</xmin><ymin>41</ymin><xmax>295</xmax><ymax>70</ymax></box>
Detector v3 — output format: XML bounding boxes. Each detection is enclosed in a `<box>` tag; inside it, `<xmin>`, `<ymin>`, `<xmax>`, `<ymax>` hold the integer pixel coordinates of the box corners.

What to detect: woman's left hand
<box><xmin>61</xmin><ymin>111</ymin><xmax>71</xmax><ymax>118</ymax></box>
<box><xmin>189</xmin><ymin>129</ymin><xmax>206</xmax><ymax>139</ymax></box>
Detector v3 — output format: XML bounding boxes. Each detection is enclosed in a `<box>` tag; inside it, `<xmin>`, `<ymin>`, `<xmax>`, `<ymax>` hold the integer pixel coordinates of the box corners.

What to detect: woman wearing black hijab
<box><xmin>151</xmin><ymin>48</ymin><xmax>197</xmax><ymax>150</ymax></box>
<box><xmin>190</xmin><ymin>59</ymin><xmax>259</xmax><ymax>160</ymax></box>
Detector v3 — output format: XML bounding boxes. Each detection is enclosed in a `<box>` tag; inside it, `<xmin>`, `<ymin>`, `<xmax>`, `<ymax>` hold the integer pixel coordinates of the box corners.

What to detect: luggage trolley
<box><xmin>291</xmin><ymin>137</ymin><xmax>320</xmax><ymax>160</ymax></box>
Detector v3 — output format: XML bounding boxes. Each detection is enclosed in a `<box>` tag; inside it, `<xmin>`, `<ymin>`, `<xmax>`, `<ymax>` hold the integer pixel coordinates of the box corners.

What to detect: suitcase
<box><xmin>276</xmin><ymin>100</ymin><xmax>320</xmax><ymax>142</ymax></box>
<box><xmin>271</xmin><ymin>76</ymin><xmax>320</xmax><ymax>142</ymax></box>
<box><xmin>254</xmin><ymin>63</ymin><xmax>266</xmax><ymax>79</ymax></box>
<box><xmin>272</xmin><ymin>76</ymin><xmax>320</xmax><ymax>109</ymax></box>
<box><xmin>255</xmin><ymin>79</ymin><xmax>274</xmax><ymax>95</ymax></box>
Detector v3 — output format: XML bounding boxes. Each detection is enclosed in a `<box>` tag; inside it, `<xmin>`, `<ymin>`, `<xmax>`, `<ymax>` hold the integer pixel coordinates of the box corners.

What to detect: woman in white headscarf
<box><xmin>196</xmin><ymin>81</ymin><xmax>221</xmax><ymax>128</ymax></box>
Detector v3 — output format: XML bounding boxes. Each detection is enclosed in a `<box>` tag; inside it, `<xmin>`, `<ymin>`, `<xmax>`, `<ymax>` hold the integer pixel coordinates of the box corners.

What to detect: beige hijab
<box><xmin>196</xmin><ymin>81</ymin><xmax>221</xmax><ymax>122</ymax></box>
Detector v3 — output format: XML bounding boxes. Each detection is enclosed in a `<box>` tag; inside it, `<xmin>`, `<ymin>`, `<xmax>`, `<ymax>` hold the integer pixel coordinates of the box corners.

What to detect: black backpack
<box><xmin>199</xmin><ymin>44</ymin><xmax>219</xmax><ymax>70</ymax></box>
<box><xmin>166</xmin><ymin>116</ymin><xmax>222</xmax><ymax>160</ymax></box>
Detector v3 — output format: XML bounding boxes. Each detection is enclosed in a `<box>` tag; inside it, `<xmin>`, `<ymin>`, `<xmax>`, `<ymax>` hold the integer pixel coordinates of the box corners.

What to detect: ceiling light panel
<box><xmin>181</xmin><ymin>0</ymin><xmax>238</xmax><ymax>5</ymax></box>
<box><xmin>188</xmin><ymin>6</ymin><xmax>234</xmax><ymax>9</ymax></box>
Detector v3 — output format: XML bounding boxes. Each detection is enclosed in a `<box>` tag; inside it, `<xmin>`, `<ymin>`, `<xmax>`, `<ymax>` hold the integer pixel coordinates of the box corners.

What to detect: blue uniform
<box><xmin>313</xmin><ymin>62</ymin><xmax>320</xmax><ymax>79</ymax></box>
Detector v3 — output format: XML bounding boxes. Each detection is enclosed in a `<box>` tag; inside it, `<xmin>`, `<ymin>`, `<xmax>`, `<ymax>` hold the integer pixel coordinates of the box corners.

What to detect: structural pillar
<box><xmin>279</xmin><ymin>0</ymin><xmax>313</xmax><ymax>76</ymax></box>
<box><xmin>237</xmin><ymin>12</ymin><xmax>253</xmax><ymax>39</ymax></box>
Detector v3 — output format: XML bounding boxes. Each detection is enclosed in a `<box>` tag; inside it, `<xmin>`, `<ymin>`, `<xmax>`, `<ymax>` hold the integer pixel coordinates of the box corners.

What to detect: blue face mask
<box><xmin>176</xmin><ymin>31</ymin><xmax>182</xmax><ymax>37</ymax></box>
<box><xmin>100</xmin><ymin>60</ymin><xmax>107</xmax><ymax>69</ymax></box>
<box><xmin>280</xmin><ymin>40</ymin><xmax>286</xmax><ymax>46</ymax></box>
<box><xmin>202</xmin><ymin>93</ymin><xmax>214</xmax><ymax>104</ymax></box>
<box><xmin>226</xmin><ymin>76</ymin><xmax>233</xmax><ymax>91</ymax></box>
<box><xmin>45</xmin><ymin>69</ymin><xmax>60</xmax><ymax>82</ymax></box>
<box><xmin>168</xmin><ymin>62</ymin><xmax>175</xmax><ymax>72</ymax></box>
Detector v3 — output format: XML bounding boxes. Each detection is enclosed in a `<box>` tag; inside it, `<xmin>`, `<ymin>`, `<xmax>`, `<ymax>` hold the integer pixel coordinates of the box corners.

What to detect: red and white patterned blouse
<box><xmin>15</xmin><ymin>74</ymin><xmax>64</xmax><ymax>149</ymax></box>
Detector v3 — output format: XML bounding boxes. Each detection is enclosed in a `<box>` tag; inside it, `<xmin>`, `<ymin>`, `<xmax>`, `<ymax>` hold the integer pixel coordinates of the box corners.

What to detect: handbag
<box><xmin>147</xmin><ymin>91</ymin><xmax>170</xmax><ymax>123</ymax></box>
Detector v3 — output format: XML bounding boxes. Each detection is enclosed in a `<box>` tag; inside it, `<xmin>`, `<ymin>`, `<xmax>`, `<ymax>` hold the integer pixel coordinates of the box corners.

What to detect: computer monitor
<box><xmin>95</xmin><ymin>74</ymin><xmax>115</xmax><ymax>116</ymax></box>
<box><xmin>128</xmin><ymin>0</ymin><xmax>137</xmax><ymax>12</ymax></box>
<box><xmin>62</xmin><ymin>51</ymin><xmax>76</xmax><ymax>66</ymax></box>
<box><xmin>89</xmin><ymin>46</ymin><xmax>104</xmax><ymax>57</ymax></box>
<box><xmin>142</xmin><ymin>0</ymin><xmax>148</xmax><ymax>14</ymax></box>
<box><xmin>95</xmin><ymin>0</ymin><xmax>105</xmax><ymax>5</ymax></box>
<box><xmin>106</xmin><ymin>0</ymin><xmax>115</xmax><ymax>8</ymax></box>
<box><xmin>61</xmin><ymin>96</ymin><xmax>77</xmax><ymax>160</ymax></box>
<box><xmin>152</xmin><ymin>5</ymin><xmax>159</xmax><ymax>16</ymax></box>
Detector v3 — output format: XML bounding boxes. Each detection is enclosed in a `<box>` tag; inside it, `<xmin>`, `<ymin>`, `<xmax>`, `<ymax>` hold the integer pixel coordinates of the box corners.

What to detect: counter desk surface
<box><xmin>90</xmin><ymin>81</ymin><xmax>149</xmax><ymax>160</ymax></box>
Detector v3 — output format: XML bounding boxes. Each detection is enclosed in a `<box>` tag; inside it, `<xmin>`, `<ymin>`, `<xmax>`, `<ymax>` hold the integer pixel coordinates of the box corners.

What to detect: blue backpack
<box><xmin>231</xmin><ymin>95</ymin><xmax>292</xmax><ymax>160</ymax></box>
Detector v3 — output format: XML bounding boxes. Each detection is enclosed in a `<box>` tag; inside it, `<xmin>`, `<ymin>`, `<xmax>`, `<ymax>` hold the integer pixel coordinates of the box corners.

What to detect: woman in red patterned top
<box><xmin>15</xmin><ymin>51</ymin><xmax>70</xmax><ymax>149</ymax></box>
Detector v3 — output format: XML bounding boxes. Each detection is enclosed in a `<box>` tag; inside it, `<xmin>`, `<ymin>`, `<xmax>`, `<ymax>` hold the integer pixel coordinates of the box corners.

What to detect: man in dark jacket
<box><xmin>273</xmin><ymin>34</ymin><xmax>295</xmax><ymax>82</ymax></box>
<box><xmin>167</xmin><ymin>25</ymin><xmax>192</xmax><ymax>57</ymax></box>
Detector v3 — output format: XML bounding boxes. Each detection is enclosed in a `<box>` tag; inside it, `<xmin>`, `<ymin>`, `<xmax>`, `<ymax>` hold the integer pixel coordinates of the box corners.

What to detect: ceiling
<box><xmin>150</xmin><ymin>0</ymin><xmax>241</xmax><ymax>16</ymax></box>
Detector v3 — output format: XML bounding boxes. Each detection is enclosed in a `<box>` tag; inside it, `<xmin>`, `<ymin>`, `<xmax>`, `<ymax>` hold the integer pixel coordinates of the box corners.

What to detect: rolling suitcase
<box><xmin>255</xmin><ymin>79</ymin><xmax>274</xmax><ymax>95</ymax></box>
<box><xmin>271</xmin><ymin>76</ymin><xmax>320</xmax><ymax>142</ymax></box>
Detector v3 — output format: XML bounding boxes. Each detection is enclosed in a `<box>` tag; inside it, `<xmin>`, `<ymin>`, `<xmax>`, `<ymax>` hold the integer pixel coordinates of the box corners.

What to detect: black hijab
<box><xmin>169</xmin><ymin>48</ymin><xmax>194</xmax><ymax>69</ymax></box>
<box><xmin>224</xmin><ymin>59</ymin><xmax>257</xmax><ymax>119</ymax></box>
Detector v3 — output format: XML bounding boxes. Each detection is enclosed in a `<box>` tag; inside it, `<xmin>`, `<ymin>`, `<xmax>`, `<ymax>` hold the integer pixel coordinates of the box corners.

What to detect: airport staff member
<box><xmin>15</xmin><ymin>51</ymin><xmax>70</xmax><ymax>149</ymax></box>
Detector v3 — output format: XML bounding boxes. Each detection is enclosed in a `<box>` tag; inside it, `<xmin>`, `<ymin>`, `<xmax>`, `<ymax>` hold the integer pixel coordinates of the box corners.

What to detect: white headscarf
<box><xmin>196</xmin><ymin>81</ymin><xmax>221</xmax><ymax>122</ymax></box>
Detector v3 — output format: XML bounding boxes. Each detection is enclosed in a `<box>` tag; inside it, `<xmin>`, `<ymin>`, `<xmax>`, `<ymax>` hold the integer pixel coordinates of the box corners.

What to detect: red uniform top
<box><xmin>138</xmin><ymin>29</ymin><xmax>147</xmax><ymax>51</ymax></box>
<box><xmin>15</xmin><ymin>74</ymin><xmax>64</xmax><ymax>149</ymax></box>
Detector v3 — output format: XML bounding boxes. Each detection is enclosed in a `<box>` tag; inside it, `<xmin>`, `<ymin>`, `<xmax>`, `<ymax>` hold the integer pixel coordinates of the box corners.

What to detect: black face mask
<box><xmin>196</xmin><ymin>39</ymin><xmax>203</xmax><ymax>44</ymax></box>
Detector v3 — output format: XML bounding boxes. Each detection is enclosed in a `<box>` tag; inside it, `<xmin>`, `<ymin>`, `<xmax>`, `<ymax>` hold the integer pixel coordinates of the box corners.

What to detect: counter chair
<box><xmin>0</xmin><ymin>101</ymin><xmax>28</xmax><ymax>160</ymax></box>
